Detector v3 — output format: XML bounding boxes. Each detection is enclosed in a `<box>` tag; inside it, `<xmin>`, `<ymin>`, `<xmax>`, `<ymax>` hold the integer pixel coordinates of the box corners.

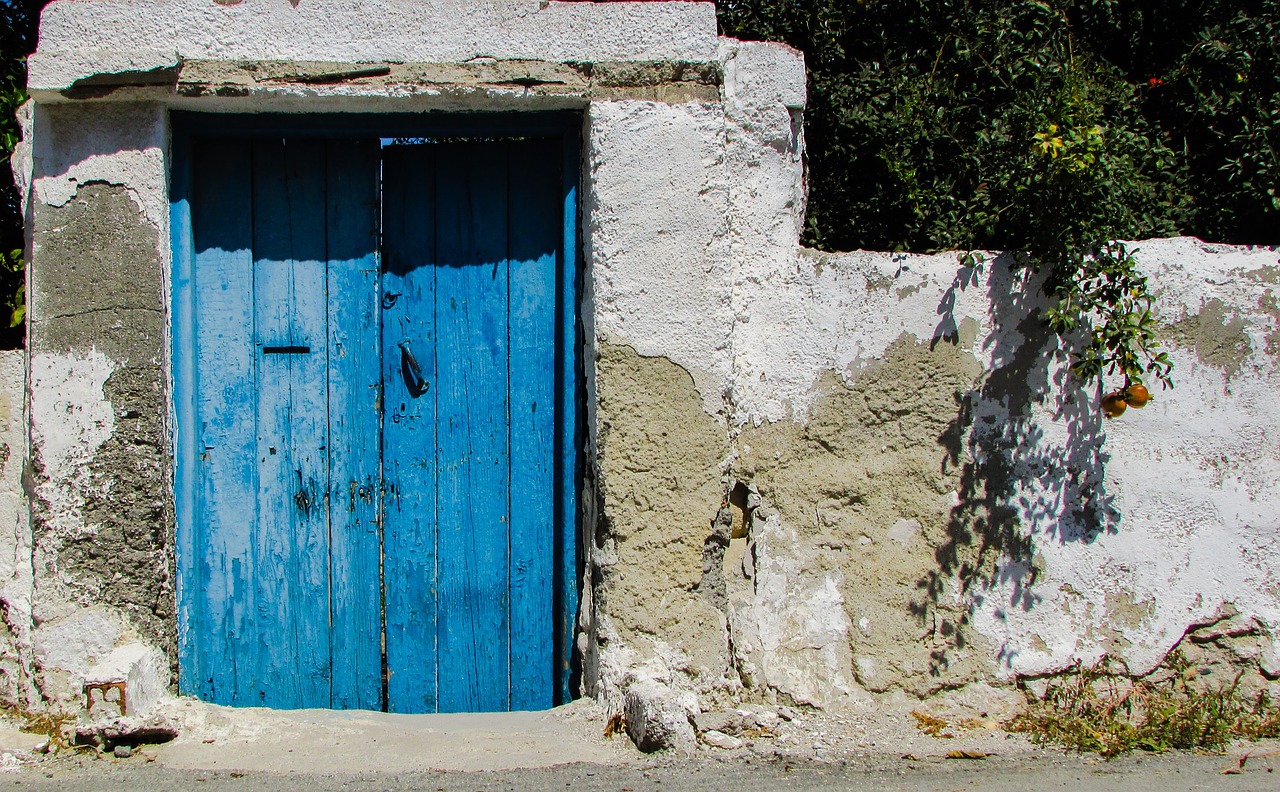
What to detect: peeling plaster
<box><xmin>592</xmin><ymin>236</ymin><xmax>1280</xmax><ymax>708</ymax></box>
<box><xmin>588</xmin><ymin>102</ymin><xmax>733</xmax><ymax>416</ymax></box>
<box><xmin>0</xmin><ymin>351</ymin><xmax>36</xmax><ymax>708</ymax></box>
<box><xmin>28</xmin><ymin>350</ymin><xmax>116</xmax><ymax>540</ymax></box>
<box><xmin>25</xmin><ymin>171</ymin><xmax>172</xmax><ymax>702</ymax></box>
<box><xmin>11</xmin><ymin>100</ymin><xmax>33</xmax><ymax>222</ymax></box>
<box><xmin>31</xmin><ymin>103</ymin><xmax>169</xmax><ymax>235</ymax></box>
<box><xmin>1165</xmin><ymin>297</ymin><xmax>1254</xmax><ymax>381</ymax></box>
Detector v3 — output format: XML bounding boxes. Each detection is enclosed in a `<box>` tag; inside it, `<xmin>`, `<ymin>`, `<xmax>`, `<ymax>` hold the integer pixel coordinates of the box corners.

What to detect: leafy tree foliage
<box><xmin>0</xmin><ymin>0</ymin><xmax>46</xmax><ymax>348</ymax></box>
<box><xmin>719</xmin><ymin>0</ymin><xmax>1279</xmax><ymax>389</ymax></box>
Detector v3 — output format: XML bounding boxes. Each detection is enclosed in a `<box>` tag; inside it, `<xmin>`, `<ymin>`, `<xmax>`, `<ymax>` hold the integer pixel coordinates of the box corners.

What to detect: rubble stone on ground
<box><xmin>622</xmin><ymin>678</ymin><xmax>696</xmax><ymax>754</ymax></box>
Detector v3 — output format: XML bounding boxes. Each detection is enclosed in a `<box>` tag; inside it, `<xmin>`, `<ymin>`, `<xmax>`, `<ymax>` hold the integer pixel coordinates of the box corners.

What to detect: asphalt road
<box><xmin>1</xmin><ymin>747</ymin><xmax>1276</xmax><ymax>791</ymax></box>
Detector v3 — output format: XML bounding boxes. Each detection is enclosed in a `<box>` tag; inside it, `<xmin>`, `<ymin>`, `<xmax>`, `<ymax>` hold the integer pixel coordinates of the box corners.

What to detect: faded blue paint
<box><xmin>172</xmin><ymin>113</ymin><xmax>581</xmax><ymax>713</ymax></box>
<box><xmin>432</xmin><ymin>142</ymin><xmax>512</xmax><ymax>712</ymax></box>
<box><xmin>325</xmin><ymin>140</ymin><xmax>384</xmax><ymax>711</ymax></box>
<box><xmin>557</xmin><ymin>126</ymin><xmax>582</xmax><ymax>704</ymax></box>
<box><xmin>508</xmin><ymin>139</ymin><xmax>561</xmax><ymax>711</ymax></box>
<box><xmin>380</xmin><ymin>142</ymin><xmax>441</xmax><ymax>714</ymax></box>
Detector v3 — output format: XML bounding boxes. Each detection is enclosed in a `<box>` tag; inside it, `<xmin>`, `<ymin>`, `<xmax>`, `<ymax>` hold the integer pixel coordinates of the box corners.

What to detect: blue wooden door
<box><xmin>381</xmin><ymin>139</ymin><xmax>563</xmax><ymax>712</ymax></box>
<box><xmin>176</xmin><ymin>131</ymin><xmax>573</xmax><ymax>713</ymax></box>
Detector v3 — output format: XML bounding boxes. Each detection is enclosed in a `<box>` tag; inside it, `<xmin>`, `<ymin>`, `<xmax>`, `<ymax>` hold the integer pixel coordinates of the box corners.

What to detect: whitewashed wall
<box><xmin>0</xmin><ymin>350</ymin><xmax>35</xmax><ymax>708</ymax></box>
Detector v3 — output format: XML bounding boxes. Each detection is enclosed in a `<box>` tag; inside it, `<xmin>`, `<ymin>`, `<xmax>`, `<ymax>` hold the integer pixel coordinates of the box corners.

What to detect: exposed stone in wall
<box><xmin>731</xmin><ymin>331</ymin><xmax>990</xmax><ymax>701</ymax></box>
<box><xmin>27</xmin><ymin>181</ymin><xmax>171</xmax><ymax>710</ymax></box>
<box><xmin>1165</xmin><ymin>297</ymin><xmax>1253</xmax><ymax>380</ymax></box>
<box><xmin>1178</xmin><ymin>609</ymin><xmax>1279</xmax><ymax>694</ymax></box>
<box><xmin>588</xmin><ymin>341</ymin><xmax>733</xmax><ymax>710</ymax></box>
<box><xmin>169</xmin><ymin>59</ymin><xmax>722</xmax><ymax>105</ymax></box>
<box><xmin>1017</xmin><ymin>605</ymin><xmax>1280</xmax><ymax>709</ymax></box>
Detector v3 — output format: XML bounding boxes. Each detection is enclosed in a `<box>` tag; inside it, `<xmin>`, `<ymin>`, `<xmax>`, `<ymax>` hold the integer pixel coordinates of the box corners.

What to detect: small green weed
<box><xmin>1010</xmin><ymin>655</ymin><xmax>1280</xmax><ymax>757</ymax></box>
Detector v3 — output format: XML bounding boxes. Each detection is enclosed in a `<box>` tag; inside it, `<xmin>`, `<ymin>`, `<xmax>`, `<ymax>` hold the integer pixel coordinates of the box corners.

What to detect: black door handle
<box><xmin>398</xmin><ymin>340</ymin><xmax>429</xmax><ymax>398</ymax></box>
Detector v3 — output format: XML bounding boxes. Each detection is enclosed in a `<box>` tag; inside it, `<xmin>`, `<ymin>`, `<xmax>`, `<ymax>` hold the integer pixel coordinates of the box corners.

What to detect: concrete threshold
<box><xmin>151</xmin><ymin>697</ymin><xmax>637</xmax><ymax>774</ymax></box>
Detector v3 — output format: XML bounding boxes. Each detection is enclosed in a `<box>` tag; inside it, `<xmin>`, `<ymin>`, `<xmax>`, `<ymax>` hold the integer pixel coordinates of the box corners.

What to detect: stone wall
<box><xmin>586</xmin><ymin>101</ymin><xmax>1280</xmax><ymax>713</ymax></box>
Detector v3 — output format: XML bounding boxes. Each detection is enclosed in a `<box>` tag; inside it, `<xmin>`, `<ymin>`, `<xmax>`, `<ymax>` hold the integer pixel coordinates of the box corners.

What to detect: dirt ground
<box><xmin>0</xmin><ymin>697</ymin><xmax>1275</xmax><ymax>790</ymax></box>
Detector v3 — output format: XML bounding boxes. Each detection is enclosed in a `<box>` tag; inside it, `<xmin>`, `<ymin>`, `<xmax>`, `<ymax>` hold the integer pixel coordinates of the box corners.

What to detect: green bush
<box><xmin>719</xmin><ymin>0</ymin><xmax>1280</xmax><ymax>389</ymax></box>
<box><xmin>0</xmin><ymin>1</ymin><xmax>45</xmax><ymax>349</ymax></box>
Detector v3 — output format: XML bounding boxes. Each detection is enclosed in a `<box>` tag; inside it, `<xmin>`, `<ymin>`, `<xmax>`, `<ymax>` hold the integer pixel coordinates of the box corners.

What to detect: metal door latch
<box><xmin>398</xmin><ymin>340</ymin><xmax>429</xmax><ymax>397</ymax></box>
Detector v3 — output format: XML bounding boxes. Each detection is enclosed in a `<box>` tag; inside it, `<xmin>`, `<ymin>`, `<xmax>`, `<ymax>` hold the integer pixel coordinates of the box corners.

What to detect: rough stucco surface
<box><xmin>589</xmin><ymin>237</ymin><xmax>1280</xmax><ymax>715</ymax></box>
<box><xmin>29</xmin><ymin>0</ymin><xmax>719</xmax><ymax>92</ymax></box>
<box><xmin>586</xmin><ymin>100</ymin><xmax>733</xmax><ymax>417</ymax></box>
<box><xmin>0</xmin><ymin>350</ymin><xmax>35</xmax><ymax>707</ymax></box>
<box><xmin>588</xmin><ymin>342</ymin><xmax>732</xmax><ymax>709</ymax></box>
<box><xmin>725</xmin><ymin>242</ymin><xmax>1279</xmax><ymax>703</ymax></box>
<box><xmin>731</xmin><ymin>334</ymin><xmax>990</xmax><ymax>701</ymax></box>
<box><xmin>20</xmin><ymin>99</ymin><xmax>172</xmax><ymax>710</ymax></box>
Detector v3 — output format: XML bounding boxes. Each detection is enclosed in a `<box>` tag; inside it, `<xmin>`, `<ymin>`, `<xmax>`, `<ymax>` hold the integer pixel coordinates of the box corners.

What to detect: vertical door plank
<box><xmin>435</xmin><ymin>142</ymin><xmax>511</xmax><ymax>712</ymax></box>
<box><xmin>506</xmin><ymin>139</ymin><xmax>560</xmax><ymax>710</ymax></box>
<box><xmin>188</xmin><ymin>139</ymin><xmax>257</xmax><ymax>706</ymax></box>
<box><xmin>326</xmin><ymin>139</ymin><xmax>383</xmax><ymax>710</ymax></box>
<box><xmin>251</xmin><ymin>138</ymin><xmax>331</xmax><ymax>708</ymax></box>
<box><xmin>556</xmin><ymin>127</ymin><xmax>581</xmax><ymax>704</ymax></box>
<box><xmin>172</xmin><ymin>141</ymin><xmax>197</xmax><ymax>701</ymax></box>
<box><xmin>381</xmin><ymin>143</ymin><xmax>441</xmax><ymax>713</ymax></box>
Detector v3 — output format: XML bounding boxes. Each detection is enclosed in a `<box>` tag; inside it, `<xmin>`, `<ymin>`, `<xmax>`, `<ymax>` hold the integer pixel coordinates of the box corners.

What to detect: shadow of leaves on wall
<box><xmin>913</xmin><ymin>253</ymin><xmax>1120</xmax><ymax>677</ymax></box>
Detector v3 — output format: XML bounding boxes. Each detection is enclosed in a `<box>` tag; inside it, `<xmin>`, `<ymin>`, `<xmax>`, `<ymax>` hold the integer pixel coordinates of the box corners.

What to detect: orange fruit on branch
<box><xmin>1124</xmin><ymin>383</ymin><xmax>1151</xmax><ymax>408</ymax></box>
<box><xmin>1101</xmin><ymin>391</ymin><xmax>1128</xmax><ymax>418</ymax></box>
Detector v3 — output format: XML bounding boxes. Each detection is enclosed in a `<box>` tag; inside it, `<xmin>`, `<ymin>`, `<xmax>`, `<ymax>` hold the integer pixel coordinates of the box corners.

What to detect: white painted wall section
<box><xmin>30</xmin><ymin>0</ymin><xmax>720</xmax><ymax>92</ymax></box>
<box><xmin>587</xmin><ymin>100</ymin><xmax>734</xmax><ymax>416</ymax></box>
<box><xmin>0</xmin><ymin>350</ymin><xmax>34</xmax><ymax>707</ymax></box>
<box><xmin>721</xmin><ymin>40</ymin><xmax>811</xmax><ymax>424</ymax></box>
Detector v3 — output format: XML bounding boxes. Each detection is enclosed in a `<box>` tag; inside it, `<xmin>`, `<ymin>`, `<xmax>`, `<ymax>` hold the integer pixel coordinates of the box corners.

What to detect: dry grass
<box><xmin>910</xmin><ymin>710</ymin><xmax>954</xmax><ymax>738</ymax></box>
<box><xmin>2</xmin><ymin>704</ymin><xmax>74</xmax><ymax>749</ymax></box>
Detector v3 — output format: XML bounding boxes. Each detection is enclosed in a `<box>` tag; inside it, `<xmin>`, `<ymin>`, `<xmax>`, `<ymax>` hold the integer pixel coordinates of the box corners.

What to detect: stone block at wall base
<box><xmin>72</xmin><ymin>713</ymin><xmax>178</xmax><ymax>752</ymax></box>
<box><xmin>83</xmin><ymin>643</ymin><xmax>167</xmax><ymax>721</ymax></box>
<box><xmin>623</xmin><ymin>678</ymin><xmax>697</xmax><ymax>754</ymax></box>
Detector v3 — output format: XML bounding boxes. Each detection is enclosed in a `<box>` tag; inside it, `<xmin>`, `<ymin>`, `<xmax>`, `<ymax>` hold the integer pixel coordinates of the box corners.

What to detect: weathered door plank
<box><xmin>434</xmin><ymin>142</ymin><xmax>512</xmax><ymax>713</ymax></box>
<box><xmin>507</xmin><ymin>139</ymin><xmax>561</xmax><ymax>710</ymax></box>
<box><xmin>250</xmin><ymin>138</ymin><xmax>332</xmax><ymax>708</ymax></box>
<box><xmin>325</xmin><ymin>139</ymin><xmax>384</xmax><ymax>711</ymax></box>
<box><xmin>381</xmin><ymin>143</ymin><xmax>441</xmax><ymax>714</ymax></box>
<box><xmin>188</xmin><ymin>139</ymin><xmax>257</xmax><ymax>705</ymax></box>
